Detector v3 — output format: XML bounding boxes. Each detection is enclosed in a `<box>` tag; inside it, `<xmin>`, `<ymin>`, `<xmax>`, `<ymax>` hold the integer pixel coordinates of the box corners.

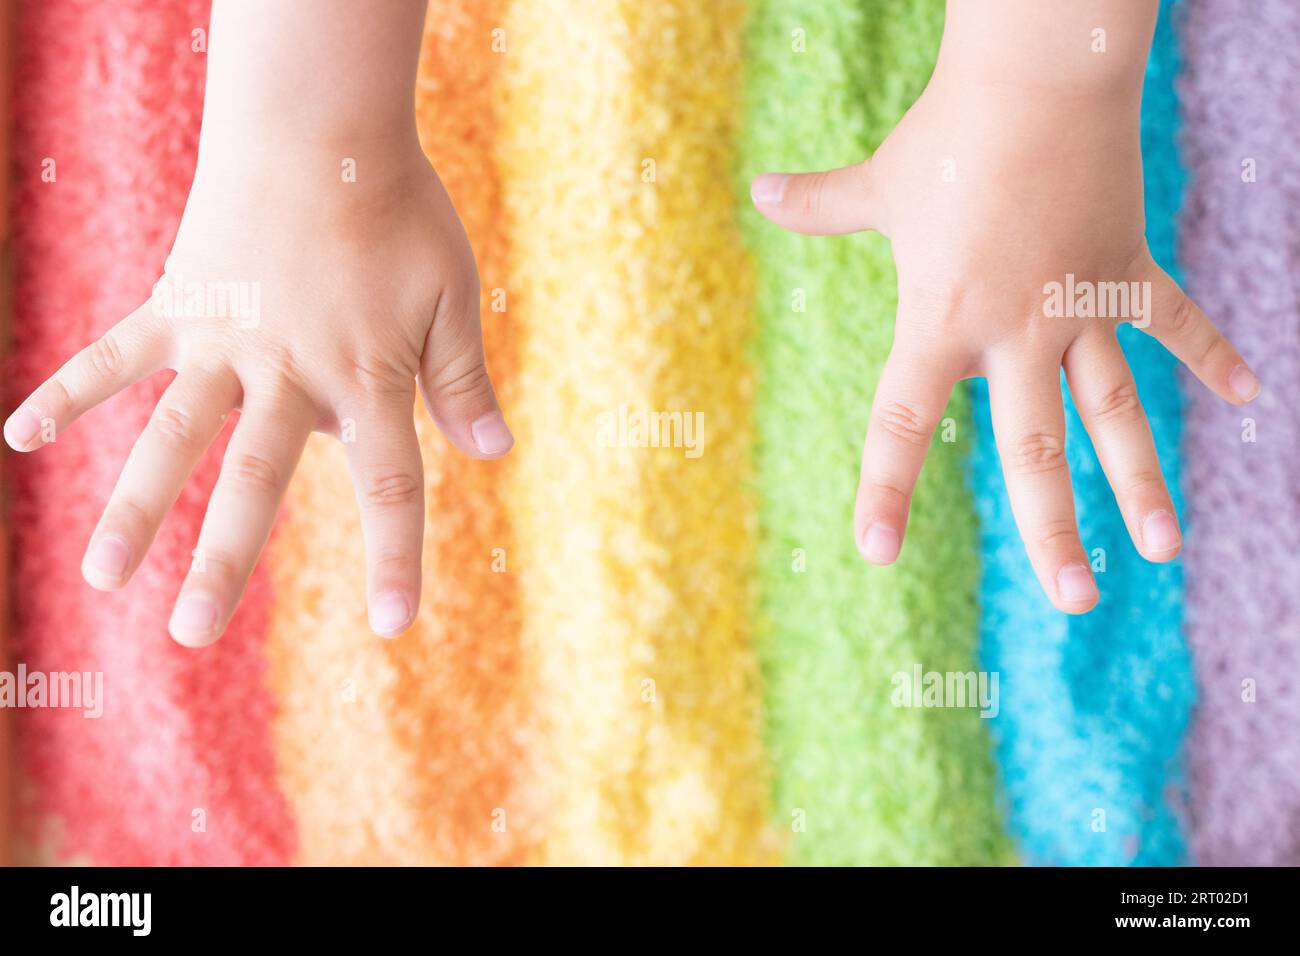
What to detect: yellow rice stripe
<box><xmin>500</xmin><ymin>0</ymin><xmax>776</xmax><ymax>864</ymax></box>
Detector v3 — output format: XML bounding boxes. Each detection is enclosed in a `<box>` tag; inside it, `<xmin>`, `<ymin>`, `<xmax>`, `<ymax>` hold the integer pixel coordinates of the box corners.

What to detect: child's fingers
<box><xmin>750</xmin><ymin>160</ymin><xmax>880</xmax><ymax>236</ymax></box>
<box><xmin>1141</xmin><ymin>263</ymin><xmax>1260</xmax><ymax>405</ymax></box>
<box><xmin>343</xmin><ymin>396</ymin><xmax>425</xmax><ymax>639</ymax></box>
<box><xmin>167</xmin><ymin>385</ymin><xmax>312</xmax><ymax>647</ymax></box>
<box><xmin>854</xmin><ymin>342</ymin><xmax>958</xmax><ymax>565</ymax></box>
<box><xmin>988</xmin><ymin>358</ymin><xmax>1098</xmax><ymax>614</ymax></box>
<box><xmin>1063</xmin><ymin>330</ymin><xmax>1181</xmax><ymax>562</ymax></box>
<box><xmin>4</xmin><ymin>303</ymin><xmax>169</xmax><ymax>451</ymax></box>
<box><xmin>82</xmin><ymin>365</ymin><xmax>241</xmax><ymax>591</ymax></box>
<box><xmin>418</xmin><ymin>282</ymin><xmax>513</xmax><ymax>460</ymax></box>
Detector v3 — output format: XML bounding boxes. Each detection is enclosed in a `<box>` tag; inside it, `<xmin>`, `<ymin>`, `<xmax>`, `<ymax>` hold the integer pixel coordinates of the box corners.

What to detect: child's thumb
<box><xmin>750</xmin><ymin>160</ymin><xmax>881</xmax><ymax>236</ymax></box>
<box><xmin>418</xmin><ymin>286</ymin><xmax>513</xmax><ymax>460</ymax></box>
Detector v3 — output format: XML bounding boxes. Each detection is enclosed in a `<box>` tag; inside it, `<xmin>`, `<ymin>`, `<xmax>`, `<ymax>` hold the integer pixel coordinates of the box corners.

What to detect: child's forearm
<box><xmin>197</xmin><ymin>0</ymin><xmax>427</xmax><ymax>166</ymax></box>
<box><xmin>936</xmin><ymin>0</ymin><xmax>1158</xmax><ymax>96</ymax></box>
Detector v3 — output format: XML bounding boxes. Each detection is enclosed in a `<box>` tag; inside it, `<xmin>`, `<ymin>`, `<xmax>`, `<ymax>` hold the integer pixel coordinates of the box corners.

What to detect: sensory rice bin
<box><xmin>0</xmin><ymin>0</ymin><xmax>1294</xmax><ymax>865</ymax></box>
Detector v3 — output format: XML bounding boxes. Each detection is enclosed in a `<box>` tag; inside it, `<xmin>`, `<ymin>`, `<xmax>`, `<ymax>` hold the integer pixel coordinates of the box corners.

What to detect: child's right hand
<box><xmin>4</xmin><ymin>0</ymin><xmax>512</xmax><ymax>647</ymax></box>
<box><xmin>751</xmin><ymin>1</ymin><xmax>1258</xmax><ymax>613</ymax></box>
<box><xmin>5</xmin><ymin>144</ymin><xmax>510</xmax><ymax>646</ymax></box>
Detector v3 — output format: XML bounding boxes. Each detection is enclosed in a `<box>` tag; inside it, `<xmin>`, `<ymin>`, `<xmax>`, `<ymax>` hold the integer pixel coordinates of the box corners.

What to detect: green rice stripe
<box><xmin>737</xmin><ymin>0</ymin><xmax>1013</xmax><ymax>865</ymax></box>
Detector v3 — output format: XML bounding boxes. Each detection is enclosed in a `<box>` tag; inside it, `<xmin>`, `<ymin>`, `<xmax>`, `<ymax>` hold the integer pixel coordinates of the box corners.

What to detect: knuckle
<box><xmin>1167</xmin><ymin>295</ymin><xmax>1197</xmax><ymax>336</ymax></box>
<box><xmin>42</xmin><ymin>375</ymin><xmax>75</xmax><ymax>415</ymax></box>
<box><xmin>258</xmin><ymin>365</ymin><xmax>311</xmax><ymax>406</ymax></box>
<box><xmin>900</xmin><ymin>282</ymin><xmax>968</xmax><ymax>334</ymax></box>
<box><xmin>240</xmin><ymin>372</ymin><xmax>317</xmax><ymax>427</ymax></box>
<box><xmin>361</xmin><ymin>471</ymin><xmax>422</xmax><ymax>509</ymax></box>
<box><xmin>188</xmin><ymin>546</ymin><xmax>241</xmax><ymax>582</ymax></box>
<box><xmin>1092</xmin><ymin>382</ymin><xmax>1142</xmax><ymax>424</ymax></box>
<box><xmin>432</xmin><ymin>359</ymin><xmax>492</xmax><ymax>404</ymax></box>
<box><xmin>1125</xmin><ymin>468</ymin><xmax>1166</xmax><ymax>498</ymax></box>
<box><xmin>799</xmin><ymin>172</ymin><xmax>828</xmax><ymax>222</ymax></box>
<box><xmin>874</xmin><ymin>400</ymin><xmax>933</xmax><ymax>447</ymax></box>
<box><xmin>104</xmin><ymin>497</ymin><xmax>154</xmax><ymax>535</ymax></box>
<box><xmin>238</xmin><ymin>350</ymin><xmax>312</xmax><ymax>406</ymax></box>
<box><xmin>1036</xmin><ymin>519</ymin><xmax>1080</xmax><ymax>553</ymax></box>
<box><xmin>148</xmin><ymin>403</ymin><xmax>200</xmax><ymax>451</ymax></box>
<box><xmin>347</xmin><ymin>354</ymin><xmax>415</xmax><ymax>398</ymax></box>
<box><xmin>431</xmin><ymin>281</ymin><xmax>482</xmax><ymax>340</ymax></box>
<box><xmin>222</xmin><ymin>451</ymin><xmax>284</xmax><ymax>494</ymax></box>
<box><xmin>863</xmin><ymin>479</ymin><xmax>911</xmax><ymax>511</ymax></box>
<box><xmin>1197</xmin><ymin>331</ymin><xmax>1226</xmax><ymax>367</ymax></box>
<box><xmin>1013</xmin><ymin>431</ymin><xmax>1068</xmax><ymax>475</ymax></box>
<box><xmin>371</xmin><ymin>551</ymin><xmax>420</xmax><ymax>578</ymax></box>
<box><xmin>84</xmin><ymin>335</ymin><xmax>126</xmax><ymax>379</ymax></box>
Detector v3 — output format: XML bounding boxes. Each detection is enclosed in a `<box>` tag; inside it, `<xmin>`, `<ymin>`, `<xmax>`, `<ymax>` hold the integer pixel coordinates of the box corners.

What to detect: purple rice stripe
<box><xmin>1177</xmin><ymin>0</ymin><xmax>1300</xmax><ymax>865</ymax></box>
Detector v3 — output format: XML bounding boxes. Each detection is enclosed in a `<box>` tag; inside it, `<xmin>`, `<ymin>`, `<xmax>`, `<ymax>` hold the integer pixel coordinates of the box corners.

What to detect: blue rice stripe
<box><xmin>968</xmin><ymin>0</ymin><xmax>1194</xmax><ymax>866</ymax></box>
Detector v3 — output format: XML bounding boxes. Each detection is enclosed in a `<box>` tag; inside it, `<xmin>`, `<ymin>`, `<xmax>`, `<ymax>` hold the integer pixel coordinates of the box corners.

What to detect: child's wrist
<box><xmin>935</xmin><ymin>0</ymin><xmax>1154</xmax><ymax>99</ymax></box>
<box><xmin>192</xmin><ymin>119</ymin><xmax>425</xmax><ymax>191</ymax></box>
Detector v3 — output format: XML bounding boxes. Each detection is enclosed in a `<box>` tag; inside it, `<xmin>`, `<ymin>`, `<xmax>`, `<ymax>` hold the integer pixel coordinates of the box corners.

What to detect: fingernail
<box><xmin>169</xmin><ymin>593</ymin><xmax>221</xmax><ymax>644</ymax></box>
<box><xmin>4</xmin><ymin>407</ymin><xmax>42</xmax><ymax>449</ymax></box>
<box><xmin>1229</xmin><ymin>364</ymin><xmax>1260</xmax><ymax>402</ymax></box>
<box><xmin>751</xmin><ymin>173</ymin><xmax>789</xmax><ymax>205</ymax></box>
<box><xmin>1141</xmin><ymin>509</ymin><xmax>1181</xmax><ymax>555</ymax></box>
<box><xmin>859</xmin><ymin>523</ymin><xmax>901</xmax><ymax>565</ymax></box>
<box><xmin>470</xmin><ymin>411</ymin><xmax>514</xmax><ymax>456</ymax></box>
<box><xmin>1056</xmin><ymin>564</ymin><xmax>1098</xmax><ymax>605</ymax></box>
<box><xmin>369</xmin><ymin>590</ymin><xmax>412</xmax><ymax>637</ymax></box>
<box><xmin>86</xmin><ymin>535</ymin><xmax>130</xmax><ymax>582</ymax></box>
